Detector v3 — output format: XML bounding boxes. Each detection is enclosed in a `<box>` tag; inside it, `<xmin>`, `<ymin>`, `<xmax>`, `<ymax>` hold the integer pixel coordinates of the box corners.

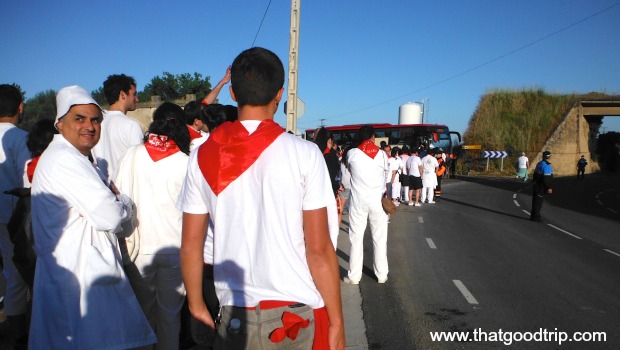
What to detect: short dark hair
<box><xmin>103</xmin><ymin>74</ymin><xmax>136</xmax><ymax>105</ymax></box>
<box><xmin>230</xmin><ymin>47</ymin><xmax>284</xmax><ymax>107</ymax></box>
<box><xmin>27</xmin><ymin>119</ymin><xmax>57</xmax><ymax>157</ymax></box>
<box><xmin>183</xmin><ymin>100</ymin><xmax>203</xmax><ymax>125</ymax></box>
<box><xmin>201</xmin><ymin>104</ymin><xmax>227</xmax><ymax>132</ymax></box>
<box><xmin>0</xmin><ymin>84</ymin><xmax>23</xmax><ymax>117</ymax></box>
<box><xmin>147</xmin><ymin>102</ymin><xmax>190</xmax><ymax>155</ymax></box>
<box><xmin>359</xmin><ymin>125</ymin><xmax>375</xmax><ymax>141</ymax></box>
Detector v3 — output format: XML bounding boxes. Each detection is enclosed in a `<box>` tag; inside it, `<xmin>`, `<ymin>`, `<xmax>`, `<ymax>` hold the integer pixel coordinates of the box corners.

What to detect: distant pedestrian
<box><xmin>406</xmin><ymin>148</ymin><xmax>423</xmax><ymax>206</ymax></box>
<box><xmin>421</xmin><ymin>149</ymin><xmax>439</xmax><ymax>204</ymax></box>
<box><xmin>530</xmin><ymin>150</ymin><xmax>553</xmax><ymax>222</ymax></box>
<box><xmin>577</xmin><ymin>155</ymin><xmax>588</xmax><ymax>180</ymax></box>
<box><xmin>517</xmin><ymin>152</ymin><xmax>529</xmax><ymax>181</ymax></box>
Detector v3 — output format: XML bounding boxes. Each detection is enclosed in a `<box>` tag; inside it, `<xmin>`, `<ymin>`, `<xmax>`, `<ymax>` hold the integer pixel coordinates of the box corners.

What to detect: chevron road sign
<box><xmin>483</xmin><ymin>151</ymin><xmax>508</xmax><ymax>158</ymax></box>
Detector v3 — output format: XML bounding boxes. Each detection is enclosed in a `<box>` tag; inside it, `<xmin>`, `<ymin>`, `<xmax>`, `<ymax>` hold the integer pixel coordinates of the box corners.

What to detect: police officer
<box><xmin>531</xmin><ymin>150</ymin><xmax>553</xmax><ymax>222</ymax></box>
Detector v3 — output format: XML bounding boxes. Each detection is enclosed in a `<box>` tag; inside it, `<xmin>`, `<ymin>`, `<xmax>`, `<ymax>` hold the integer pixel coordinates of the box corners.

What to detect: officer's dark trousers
<box><xmin>530</xmin><ymin>183</ymin><xmax>545</xmax><ymax>221</ymax></box>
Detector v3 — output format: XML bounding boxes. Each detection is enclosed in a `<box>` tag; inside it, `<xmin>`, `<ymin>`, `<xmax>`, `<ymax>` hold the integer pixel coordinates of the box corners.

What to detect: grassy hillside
<box><xmin>461</xmin><ymin>88</ymin><xmax>612</xmax><ymax>173</ymax></box>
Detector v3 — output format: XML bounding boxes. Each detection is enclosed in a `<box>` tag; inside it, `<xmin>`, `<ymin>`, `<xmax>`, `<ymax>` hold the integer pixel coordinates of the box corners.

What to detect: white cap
<box><xmin>55</xmin><ymin>85</ymin><xmax>101</xmax><ymax>125</ymax></box>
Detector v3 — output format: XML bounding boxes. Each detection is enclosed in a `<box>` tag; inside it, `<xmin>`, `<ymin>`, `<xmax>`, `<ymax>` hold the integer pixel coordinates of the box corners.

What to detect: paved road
<box><xmin>339</xmin><ymin>174</ymin><xmax>620</xmax><ymax>349</ymax></box>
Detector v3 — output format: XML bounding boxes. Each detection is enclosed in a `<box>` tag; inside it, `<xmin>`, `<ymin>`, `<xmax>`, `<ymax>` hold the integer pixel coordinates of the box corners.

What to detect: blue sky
<box><xmin>2</xmin><ymin>0</ymin><xmax>620</xmax><ymax>135</ymax></box>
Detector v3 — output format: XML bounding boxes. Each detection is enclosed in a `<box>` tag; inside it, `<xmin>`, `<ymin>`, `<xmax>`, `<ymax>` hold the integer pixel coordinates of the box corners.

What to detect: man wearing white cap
<box><xmin>92</xmin><ymin>74</ymin><xmax>143</xmax><ymax>181</ymax></box>
<box><xmin>29</xmin><ymin>85</ymin><xmax>156</xmax><ymax>348</ymax></box>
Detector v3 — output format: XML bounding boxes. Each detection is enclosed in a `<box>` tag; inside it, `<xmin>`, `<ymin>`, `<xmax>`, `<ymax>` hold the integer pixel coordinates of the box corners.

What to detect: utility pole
<box><xmin>286</xmin><ymin>0</ymin><xmax>300</xmax><ymax>133</ymax></box>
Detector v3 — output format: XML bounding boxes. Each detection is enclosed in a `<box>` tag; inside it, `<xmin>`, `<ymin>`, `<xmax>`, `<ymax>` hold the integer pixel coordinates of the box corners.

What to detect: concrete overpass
<box><xmin>532</xmin><ymin>99</ymin><xmax>620</xmax><ymax>176</ymax></box>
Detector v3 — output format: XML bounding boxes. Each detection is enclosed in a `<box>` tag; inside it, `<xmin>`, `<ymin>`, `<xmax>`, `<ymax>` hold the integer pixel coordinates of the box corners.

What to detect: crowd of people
<box><xmin>2</xmin><ymin>45</ymin><xmax>475</xmax><ymax>350</ymax></box>
<box><xmin>1</xmin><ymin>48</ymin><xmax>345</xmax><ymax>350</ymax></box>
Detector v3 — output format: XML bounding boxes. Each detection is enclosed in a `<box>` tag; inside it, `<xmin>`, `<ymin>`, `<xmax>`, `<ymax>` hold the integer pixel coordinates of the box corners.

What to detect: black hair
<box><xmin>183</xmin><ymin>100</ymin><xmax>203</xmax><ymax>126</ymax></box>
<box><xmin>200</xmin><ymin>104</ymin><xmax>227</xmax><ymax>132</ymax></box>
<box><xmin>27</xmin><ymin>119</ymin><xmax>57</xmax><ymax>157</ymax></box>
<box><xmin>314</xmin><ymin>127</ymin><xmax>333</xmax><ymax>152</ymax></box>
<box><xmin>341</xmin><ymin>146</ymin><xmax>353</xmax><ymax>167</ymax></box>
<box><xmin>230</xmin><ymin>47</ymin><xmax>284</xmax><ymax>107</ymax></box>
<box><xmin>103</xmin><ymin>74</ymin><xmax>136</xmax><ymax>105</ymax></box>
<box><xmin>146</xmin><ymin>102</ymin><xmax>190</xmax><ymax>155</ymax></box>
<box><xmin>359</xmin><ymin>125</ymin><xmax>375</xmax><ymax>141</ymax></box>
<box><xmin>0</xmin><ymin>84</ymin><xmax>23</xmax><ymax>117</ymax></box>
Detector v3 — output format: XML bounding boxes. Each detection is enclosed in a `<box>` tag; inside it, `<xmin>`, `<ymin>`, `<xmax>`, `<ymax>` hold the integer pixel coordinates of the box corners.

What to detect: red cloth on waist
<box><xmin>26</xmin><ymin>156</ymin><xmax>41</xmax><ymax>183</ymax></box>
<box><xmin>312</xmin><ymin>307</ymin><xmax>329</xmax><ymax>350</ymax></box>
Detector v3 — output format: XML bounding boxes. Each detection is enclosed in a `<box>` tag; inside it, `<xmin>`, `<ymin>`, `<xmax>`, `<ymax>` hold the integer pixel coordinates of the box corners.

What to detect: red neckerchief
<box><xmin>198</xmin><ymin>119</ymin><xmax>284</xmax><ymax>196</ymax></box>
<box><xmin>26</xmin><ymin>156</ymin><xmax>41</xmax><ymax>183</ymax></box>
<box><xmin>187</xmin><ymin>125</ymin><xmax>202</xmax><ymax>141</ymax></box>
<box><xmin>144</xmin><ymin>133</ymin><xmax>181</xmax><ymax>162</ymax></box>
<box><xmin>358</xmin><ymin>139</ymin><xmax>379</xmax><ymax>159</ymax></box>
<box><xmin>323</xmin><ymin>147</ymin><xmax>331</xmax><ymax>155</ymax></box>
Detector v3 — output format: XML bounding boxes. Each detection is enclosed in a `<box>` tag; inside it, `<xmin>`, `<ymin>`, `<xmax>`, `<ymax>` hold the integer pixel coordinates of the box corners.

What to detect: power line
<box><xmin>251</xmin><ymin>0</ymin><xmax>273</xmax><ymax>47</ymax></box>
<box><xmin>324</xmin><ymin>2</ymin><xmax>620</xmax><ymax>122</ymax></box>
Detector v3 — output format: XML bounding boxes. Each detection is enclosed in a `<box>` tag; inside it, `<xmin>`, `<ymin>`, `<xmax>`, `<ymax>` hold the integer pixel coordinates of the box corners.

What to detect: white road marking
<box><xmin>597</xmin><ymin>199</ymin><xmax>604</xmax><ymax>206</ymax></box>
<box><xmin>522</xmin><ymin>209</ymin><xmax>530</xmax><ymax>215</ymax></box>
<box><xmin>607</xmin><ymin>208</ymin><xmax>618</xmax><ymax>214</ymax></box>
<box><xmin>513</xmin><ymin>200</ymin><xmax>520</xmax><ymax>207</ymax></box>
<box><xmin>426</xmin><ymin>238</ymin><xmax>437</xmax><ymax>249</ymax></box>
<box><xmin>418</xmin><ymin>216</ymin><xmax>424</xmax><ymax>223</ymax></box>
<box><xmin>547</xmin><ymin>224</ymin><xmax>583</xmax><ymax>240</ymax></box>
<box><xmin>513</xmin><ymin>194</ymin><xmax>517</xmax><ymax>199</ymax></box>
<box><xmin>604</xmin><ymin>249</ymin><xmax>620</xmax><ymax>258</ymax></box>
<box><xmin>453</xmin><ymin>280</ymin><xmax>479</xmax><ymax>305</ymax></box>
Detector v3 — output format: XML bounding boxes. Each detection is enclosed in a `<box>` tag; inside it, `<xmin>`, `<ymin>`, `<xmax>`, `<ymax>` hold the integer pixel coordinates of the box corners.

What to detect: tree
<box><xmin>142</xmin><ymin>72</ymin><xmax>212</xmax><ymax>101</ymax></box>
<box><xmin>91</xmin><ymin>87</ymin><xmax>106</xmax><ymax>106</ymax></box>
<box><xmin>23</xmin><ymin>90</ymin><xmax>56</xmax><ymax>131</ymax></box>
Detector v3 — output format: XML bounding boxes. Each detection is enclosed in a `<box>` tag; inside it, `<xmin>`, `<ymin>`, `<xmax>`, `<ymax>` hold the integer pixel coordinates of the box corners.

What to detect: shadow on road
<box><xmin>455</xmin><ymin>173</ymin><xmax>620</xmax><ymax>223</ymax></box>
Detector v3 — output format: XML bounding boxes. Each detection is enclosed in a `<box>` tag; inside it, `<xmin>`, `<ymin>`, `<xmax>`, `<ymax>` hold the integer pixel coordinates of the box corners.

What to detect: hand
<box><xmin>220</xmin><ymin>66</ymin><xmax>231</xmax><ymax>85</ymax></box>
<box><xmin>328</xmin><ymin>323</ymin><xmax>346</xmax><ymax>350</ymax></box>
<box><xmin>191</xmin><ymin>304</ymin><xmax>216</xmax><ymax>330</ymax></box>
<box><xmin>109</xmin><ymin>181</ymin><xmax>120</xmax><ymax>195</ymax></box>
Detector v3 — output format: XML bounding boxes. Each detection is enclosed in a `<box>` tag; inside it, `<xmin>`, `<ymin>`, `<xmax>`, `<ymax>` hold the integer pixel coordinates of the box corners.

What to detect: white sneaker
<box><xmin>414</xmin><ymin>203</ymin><xmax>421</xmax><ymax>207</ymax></box>
<box><xmin>378</xmin><ymin>277</ymin><xmax>388</xmax><ymax>284</ymax></box>
<box><xmin>428</xmin><ymin>201</ymin><xmax>436</xmax><ymax>204</ymax></box>
<box><xmin>408</xmin><ymin>202</ymin><xmax>414</xmax><ymax>206</ymax></box>
<box><xmin>343</xmin><ymin>277</ymin><xmax>359</xmax><ymax>285</ymax></box>
<box><xmin>394</xmin><ymin>201</ymin><xmax>400</xmax><ymax>206</ymax></box>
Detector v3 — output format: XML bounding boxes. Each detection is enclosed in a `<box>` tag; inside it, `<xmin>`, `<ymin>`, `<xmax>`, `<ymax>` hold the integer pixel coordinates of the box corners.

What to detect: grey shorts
<box><xmin>340</xmin><ymin>188</ymin><xmax>351</xmax><ymax>200</ymax></box>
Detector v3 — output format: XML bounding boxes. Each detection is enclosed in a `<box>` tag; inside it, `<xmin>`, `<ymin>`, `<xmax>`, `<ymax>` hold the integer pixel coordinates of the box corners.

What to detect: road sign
<box><xmin>462</xmin><ymin>144</ymin><xmax>482</xmax><ymax>150</ymax></box>
<box><xmin>483</xmin><ymin>151</ymin><xmax>508</xmax><ymax>158</ymax></box>
<box><xmin>283</xmin><ymin>97</ymin><xmax>306</xmax><ymax>119</ymax></box>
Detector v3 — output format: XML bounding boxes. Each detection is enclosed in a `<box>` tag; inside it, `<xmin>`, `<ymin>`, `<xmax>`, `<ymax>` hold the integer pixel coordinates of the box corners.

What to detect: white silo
<box><xmin>399</xmin><ymin>102</ymin><xmax>423</xmax><ymax>125</ymax></box>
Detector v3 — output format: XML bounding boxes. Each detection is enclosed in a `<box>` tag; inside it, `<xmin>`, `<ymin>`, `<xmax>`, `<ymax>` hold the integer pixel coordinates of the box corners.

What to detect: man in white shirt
<box><xmin>517</xmin><ymin>152</ymin><xmax>529</xmax><ymax>181</ymax></box>
<box><xmin>179</xmin><ymin>47</ymin><xmax>344</xmax><ymax>350</ymax></box>
<box><xmin>29</xmin><ymin>85</ymin><xmax>155</xmax><ymax>348</ymax></box>
<box><xmin>406</xmin><ymin>148</ymin><xmax>423</xmax><ymax>206</ymax></box>
<box><xmin>345</xmin><ymin>125</ymin><xmax>389</xmax><ymax>285</ymax></box>
<box><xmin>421</xmin><ymin>149</ymin><xmax>439</xmax><ymax>203</ymax></box>
<box><xmin>0</xmin><ymin>84</ymin><xmax>30</xmax><ymax>346</ymax></box>
<box><xmin>92</xmin><ymin>74</ymin><xmax>143</xmax><ymax>181</ymax></box>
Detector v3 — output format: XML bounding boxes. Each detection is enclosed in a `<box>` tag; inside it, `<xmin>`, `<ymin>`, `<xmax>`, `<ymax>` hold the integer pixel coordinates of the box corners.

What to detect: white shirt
<box><xmin>347</xmin><ymin>146</ymin><xmax>388</xmax><ymax>206</ymax></box>
<box><xmin>190</xmin><ymin>131</ymin><xmax>209</xmax><ymax>151</ymax></box>
<box><xmin>518</xmin><ymin>155</ymin><xmax>529</xmax><ymax>169</ymax></box>
<box><xmin>421</xmin><ymin>154</ymin><xmax>439</xmax><ymax>188</ymax></box>
<box><xmin>115</xmin><ymin>144</ymin><xmax>188</xmax><ymax>254</ymax></box>
<box><xmin>178</xmin><ymin>121</ymin><xmax>337</xmax><ymax>308</ymax></box>
<box><xmin>30</xmin><ymin>134</ymin><xmax>155</xmax><ymax>348</ymax></box>
<box><xmin>400</xmin><ymin>154</ymin><xmax>410</xmax><ymax>175</ymax></box>
<box><xmin>92</xmin><ymin>110</ymin><xmax>143</xmax><ymax>181</ymax></box>
<box><xmin>340</xmin><ymin>162</ymin><xmax>352</xmax><ymax>190</ymax></box>
<box><xmin>406</xmin><ymin>155</ymin><xmax>423</xmax><ymax>177</ymax></box>
<box><xmin>0</xmin><ymin>123</ymin><xmax>29</xmax><ymax>224</ymax></box>
<box><xmin>388</xmin><ymin>156</ymin><xmax>402</xmax><ymax>183</ymax></box>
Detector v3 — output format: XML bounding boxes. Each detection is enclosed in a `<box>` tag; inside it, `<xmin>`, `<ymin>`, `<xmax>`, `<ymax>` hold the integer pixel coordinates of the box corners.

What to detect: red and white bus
<box><xmin>305</xmin><ymin>123</ymin><xmax>462</xmax><ymax>156</ymax></box>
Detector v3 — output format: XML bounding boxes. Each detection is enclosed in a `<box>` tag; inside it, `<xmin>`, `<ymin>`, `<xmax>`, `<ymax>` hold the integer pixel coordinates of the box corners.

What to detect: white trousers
<box><xmin>391</xmin><ymin>181</ymin><xmax>401</xmax><ymax>200</ymax></box>
<box><xmin>0</xmin><ymin>224</ymin><xmax>28</xmax><ymax>316</ymax></box>
<box><xmin>347</xmin><ymin>199</ymin><xmax>389</xmax><ymax>282</ymax></box>
<box><xmin>402</xmin><ymin>186</ymin><xmax>409</xmax><ymax>202</ymax></box>
<box><xmin>127</xmin><ymin>253</ymin><xmax>186</xmax><ymax>350</ymax></box>
<box><xmin>421</xmin><ymin>187</ymin><xmax>434</xmax><ymax>203</ymax></box>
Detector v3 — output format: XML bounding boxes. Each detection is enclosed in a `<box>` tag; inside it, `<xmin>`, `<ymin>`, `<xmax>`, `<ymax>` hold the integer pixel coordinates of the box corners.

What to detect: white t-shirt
<box><xmin>115</xmin><ymin>144</ymin><xmax>188</xmax><ymax>254</ymax></box>
<box><xmin>518</xmin><ymin>156</ymin><xmax>529</xmax><ymax>169</ymax></box>
<box><xmin>406</xmin><ymin>155</ymin><xmax>422</xmax><ymax>177</ymax></box>
<box><xmin>178</xmin><ymin>120</ymin><xmax>336</xmax><ymax>308</ymax></box>
<box><xmin>190</xmin><ymin>131</ymin><xmax>209</xmax><ymax>151</ymax></box>
<box><xmin>347</xmin><ymin>146</ymin><xmax>388</xmax><ymax>206</ymax></box>
<box><xmin>388</xmin><ymin>156</ymin><xmax>402</xmax><ymax>183</ymax></box>
<box><xmin>92</xmin><ymin>110</ymin><xmax>144</xmax><ymax>181</ymax></box>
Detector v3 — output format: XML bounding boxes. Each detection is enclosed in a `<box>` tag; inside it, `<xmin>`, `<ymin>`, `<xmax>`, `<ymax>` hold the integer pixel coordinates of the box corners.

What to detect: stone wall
<box><xmin>530</xmin><ymin>103</ymin><xmax>600</xmax><ymax>176</ymax></box>
<box><xmin>123</xmin><ymin>94</ymin><xmax>197</xmax><ymax>130</ymax></box>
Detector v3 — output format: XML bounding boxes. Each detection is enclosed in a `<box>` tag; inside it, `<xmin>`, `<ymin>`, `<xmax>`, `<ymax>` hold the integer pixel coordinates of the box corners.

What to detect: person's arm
<box><xmin>180</xmin><ymin>212</ymin><xmax>214</xmax><ymax>328</ymax></box>
<box><xmin>303</xmin><ymin>207</ymin><xmax>345</xmax><ymax>350</ymax></box>
<box><xmin>202</xmin><ymin>66</ymin><xmax>231</xmax><ymax>105</ymax></box>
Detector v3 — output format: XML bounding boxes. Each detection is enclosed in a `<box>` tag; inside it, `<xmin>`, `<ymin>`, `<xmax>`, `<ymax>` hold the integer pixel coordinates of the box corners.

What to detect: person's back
<box><xmin>179</xmin><ymin>47</ymin><xmax>344</xmax><ymax>349</ymax></box>
<box><xmin>348</xmin><ymin>145</ymin><xmax>387</xmax><ymax>204</ymax></box>
<box><xmin>92</xmin><ymin>74</ymin><xmax>143</xmax><ymax>180</ymax></box>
